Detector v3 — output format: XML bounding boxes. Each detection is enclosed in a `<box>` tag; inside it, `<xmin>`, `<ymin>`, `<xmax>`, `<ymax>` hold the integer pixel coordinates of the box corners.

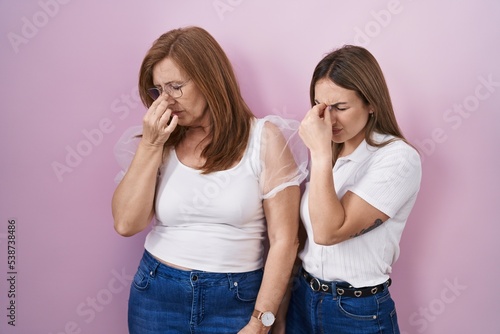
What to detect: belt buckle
<box><xmin>309</xmin><ymin>277</ymin><xmax>321</xmax><ymax>292</ymax></box>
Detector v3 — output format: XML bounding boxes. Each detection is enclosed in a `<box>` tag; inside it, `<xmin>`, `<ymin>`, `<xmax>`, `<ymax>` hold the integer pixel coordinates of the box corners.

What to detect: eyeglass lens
<box><xmin>147</xmin><ymin>88</ymin><xmax>161</xmax><ymax>100</ymax></box>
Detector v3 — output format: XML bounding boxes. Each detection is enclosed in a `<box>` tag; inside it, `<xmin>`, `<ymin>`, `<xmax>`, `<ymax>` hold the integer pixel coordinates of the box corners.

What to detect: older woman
<box><xmin>112</xmin><ymin>26</ymin><xmax>307</xmax><ymax>334</ymax></box>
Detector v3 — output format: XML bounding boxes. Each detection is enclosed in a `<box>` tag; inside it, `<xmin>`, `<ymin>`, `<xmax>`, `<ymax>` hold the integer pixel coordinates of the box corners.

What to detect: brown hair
<box><xmin>310</xmin><ymin>45</ymin><xmax>408</xmax><ymax>161</ymax></box>
<box><xmin>138</xmin><ymin>26</ymin><xmax>254</xmax><ymax>173</ymax></box>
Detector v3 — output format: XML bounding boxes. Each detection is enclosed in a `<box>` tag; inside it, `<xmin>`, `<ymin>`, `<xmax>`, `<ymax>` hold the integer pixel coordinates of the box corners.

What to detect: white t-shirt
<box><xmin>141</xmin><ymin>116</ymin><xmax>308</xmax><ymax>273</ymax></box>
<box><xmin>299</xmin><ymin>133</ymin><xmax>422</xmax><ymax>287</ymax></box>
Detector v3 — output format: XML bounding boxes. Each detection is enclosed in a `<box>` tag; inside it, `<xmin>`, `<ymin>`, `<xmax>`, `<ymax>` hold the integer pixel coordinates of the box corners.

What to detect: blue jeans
<box><xmin>128</xmin><ymin>250</ymin><xmax>263</xmax><ymax>334</ymax></box>
<box><xmin>286</xmin><ymin>269</ymin><xmax>400</xmax><ymax>334</ymax></box>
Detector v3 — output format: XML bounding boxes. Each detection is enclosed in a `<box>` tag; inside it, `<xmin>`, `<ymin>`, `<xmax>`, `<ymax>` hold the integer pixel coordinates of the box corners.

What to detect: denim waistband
<box><xmin>139</xmin><ymin>250</ymin><xmax>263</xmax><ymax>286</ymax></box>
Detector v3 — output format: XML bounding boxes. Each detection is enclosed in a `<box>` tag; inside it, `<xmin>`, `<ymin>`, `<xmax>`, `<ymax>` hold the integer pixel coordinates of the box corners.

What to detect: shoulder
<box><xmin>371</xmin><ymin>134</ymin><xmax>420</xmax><ymax>161</ymax></box>
<box><xmin>365</xmin><ymin>134</ymin><xmax>422</xmax><ymax>179</ymax></box>
<box><xmin>256</xmin><ymin>115</ymin><xmax>300</xmax><ymax>138</ymax></box>
<box><xmin>352</xmin><ymin>135</ymin><xmax>422</xmax><ymax>199</ymax></box>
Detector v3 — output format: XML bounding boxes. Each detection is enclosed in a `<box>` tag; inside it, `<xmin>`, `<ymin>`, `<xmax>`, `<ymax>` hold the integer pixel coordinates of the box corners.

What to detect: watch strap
<box><xmin>252</xmin><ymin>309</ymin><xmax>264</xmax><ymax>320</ymax></box>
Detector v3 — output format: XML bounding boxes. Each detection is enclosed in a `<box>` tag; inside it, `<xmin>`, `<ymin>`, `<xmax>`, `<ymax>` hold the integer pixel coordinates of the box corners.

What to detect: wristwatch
<box><xmin>252</xmin><ymin>309</ymin><xmax>275</xmax><ymax>327</ymax></box>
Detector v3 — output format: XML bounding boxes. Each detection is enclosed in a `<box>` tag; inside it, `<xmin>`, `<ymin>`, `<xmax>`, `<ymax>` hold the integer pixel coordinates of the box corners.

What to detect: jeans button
<box><xmin>192</xmin><ymin>275</ymin><xmax>198</xmax><ymax>282</ymax></box>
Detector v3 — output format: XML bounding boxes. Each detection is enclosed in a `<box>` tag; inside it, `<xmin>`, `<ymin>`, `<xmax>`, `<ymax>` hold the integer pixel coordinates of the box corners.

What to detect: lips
<box><xmin>170</xmin><ymin>110</ymin><xmax>183</xmax><ymax>116</ymax></box>
<box><xmin>332</xmin><ymin>128</ymin><xmax>342</xmax><ymax>135</ymax></box>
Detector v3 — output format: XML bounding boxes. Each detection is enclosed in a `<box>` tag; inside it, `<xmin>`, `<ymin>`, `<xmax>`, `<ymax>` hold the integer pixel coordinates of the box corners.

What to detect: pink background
<box><xmin>1</xmin><ymin>1</ymin><xmax>499</xmax><ymax>333</ymax></box>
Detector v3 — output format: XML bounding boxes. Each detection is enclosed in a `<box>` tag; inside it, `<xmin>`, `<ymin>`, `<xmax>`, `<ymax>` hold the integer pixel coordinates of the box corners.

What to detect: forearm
<box><xmin>258</xmin><ymin>239</ymin><xmax>298</xmax><ymax>309</ymax></box>
<box><xmin>272</xmin><ymin>258</ymin><xmax>301</xmax><ymax>333</ymax></box>
<box><xmin>308</xmin><ymin>153</ymin><xmax>345</xmax><ymax>245</ymax></box>
<box><xmin>112</xmin><ymin>141</ymin><xmax>163</xmax><ymax>236</ymax></box>
<box><xmin>252</xmin><ymin>238</ymin><xmax>299</xmax><ymax>331</ymax></box>
<box><xmin>255</xmin><ymin>186</ymin><xmax>300</xmax><ymax>315</ymax></box>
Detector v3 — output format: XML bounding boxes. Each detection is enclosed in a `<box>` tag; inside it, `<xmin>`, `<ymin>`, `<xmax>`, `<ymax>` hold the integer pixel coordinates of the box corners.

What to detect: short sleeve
<box><xmin>113</xmin><ymin>125</ymin><xmax>142</xmax><ymax>183</ymax></box>
<box><xmin>257</xmin><ymin>115</ymin><xmax>309</xmax><ymax>199</ymax></box>
<box><xmin>349</xmin><ymin>141</ymin><xmax>422</xmax><ymax>217</ymax></box>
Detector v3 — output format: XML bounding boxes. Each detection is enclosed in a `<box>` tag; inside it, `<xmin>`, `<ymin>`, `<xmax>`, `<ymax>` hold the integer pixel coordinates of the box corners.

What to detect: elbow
<box><xmin>311</xmin><ymin>219</ymin><xmax>346</xmax><ymax>246</ymax></box>
<box><xmin>113</xmin><ymin>220</ymin><xmax>138</xmax><ymax>237</ymax></box>
<box><xmin>312</xmin><ymin>231</ymin><xmax>343</xmax><ymax>246</ymax></box>
<box><xmin>313</xmin><ymin>236</ymin><xmax>338</xmax><ymax>246</ymax></box>
<box><xmin>111</xmin><ymin>204</ymin><xmax>151</xmax><ymax>237</ymax></box>
<box><xmin>269</xmin><ymin>235</ymin><xmax>300</xmax><ymax>261</ymax></box>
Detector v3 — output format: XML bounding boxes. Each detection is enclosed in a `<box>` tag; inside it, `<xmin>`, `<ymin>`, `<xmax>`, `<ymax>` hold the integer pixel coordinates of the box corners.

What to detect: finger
<box><xmin>153</xmin><ymin>99</ymin><xmax>170</xmax><ymax>119</ymax></box>
<box><xmin>157</xmin><ymin>108</ymin><xmax>173</xmax><ymax>128</ymax></box>
<box><xmin>165</xmin><ymin>114</ymin><xmax>179</xmax><ymax>133</ymax></box>
<box><xmin>146</xmin><ymin>99</ymin><xmax>171</xmax><ymax>124</ymax></box>
<box><xmin>145</xmin><ymin>96</ymin><xmax>165</xmax><ymax>117</ymax></box>
<box><xmin>302</xmin><ymin>105</ymin><xmax>319</xmax><ymax>122</ymax></box>
<box><xmin>312</xmin><ymin>103</ymin><xmax>326</xmax><ymax>116</ymax></box>
<box><xmin>323</xmin><ymin>105</ymin><xmax>331</xmax><ymax>123</ymax></box>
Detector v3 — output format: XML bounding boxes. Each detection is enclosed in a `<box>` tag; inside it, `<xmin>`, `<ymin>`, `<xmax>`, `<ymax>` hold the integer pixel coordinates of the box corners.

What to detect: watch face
<box><xmin>261</xmin><ymin>311</ymin><xmax>275</xmax><ymax>326</ymax></box>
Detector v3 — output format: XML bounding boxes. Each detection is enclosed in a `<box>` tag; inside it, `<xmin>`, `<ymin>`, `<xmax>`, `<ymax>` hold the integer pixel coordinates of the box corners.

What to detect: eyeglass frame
<box><xmin>147</xmin><ymin>79</ymin><xmax>191</xmax><ymax>100</ymax></box>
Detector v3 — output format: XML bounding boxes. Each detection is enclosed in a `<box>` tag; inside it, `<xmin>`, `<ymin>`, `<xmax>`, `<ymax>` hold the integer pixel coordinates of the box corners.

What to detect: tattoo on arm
<box><xmin>350</xmin><ymin>218</ymin><xmax>384</xmax><ymax>238</ymax></box>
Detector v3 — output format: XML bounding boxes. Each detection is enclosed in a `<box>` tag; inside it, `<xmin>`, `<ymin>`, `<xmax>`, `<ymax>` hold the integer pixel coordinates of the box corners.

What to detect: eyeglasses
<box><xmin>147</xmin><ymin>79</ymin><xmax>191</xmax><ymax>100</ymax></box>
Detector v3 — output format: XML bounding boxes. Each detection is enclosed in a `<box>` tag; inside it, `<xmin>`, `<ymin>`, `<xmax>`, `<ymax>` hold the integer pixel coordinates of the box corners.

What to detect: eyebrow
<box><xmin>314</xmin><ymin>100</ymin><xmax>348</xmax><ymax>107</ymax></box>
<box><xmin>153</xmin><ymin>79</ymin><xmax>185</xmax><ymax>87</ymax></box>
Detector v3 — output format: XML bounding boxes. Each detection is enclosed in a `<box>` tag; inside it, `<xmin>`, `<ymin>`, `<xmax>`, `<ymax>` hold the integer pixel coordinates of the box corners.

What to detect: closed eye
<box><xmin>327</xmin><ymin>103</ymin><xmax>348</xmax><ymax>111</ymax></box>
<box><xmin>332</xmin><ymin>105</ymin><xmax>348</xmax><ymax>111</ymax></box>
<box><xmin>170</xmin><ymin>84</ymin><xmax>183</xmax><ymax>90</ymax></box>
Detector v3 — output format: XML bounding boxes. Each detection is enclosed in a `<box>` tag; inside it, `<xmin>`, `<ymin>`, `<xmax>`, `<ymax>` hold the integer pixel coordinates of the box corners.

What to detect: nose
<box><xmin>327</xmin><ymin>108</ymin><xmax>337</xmax><ymax>124</ymax></box>
<box><xmin>161</xmin><ymin>90</ymin><xmax>176</xmax><ymax>102</ymax></box>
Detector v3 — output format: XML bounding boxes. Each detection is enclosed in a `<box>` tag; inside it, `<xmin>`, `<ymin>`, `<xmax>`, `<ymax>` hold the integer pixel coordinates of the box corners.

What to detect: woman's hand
<box><xmin>237</xmin><ymin>318</ymin><xmax>269</xmax><ymax>334</ymax></box>
<box><xmin>299</xmin><ymin>103</ymin><xmax>332</xmax><ymax>156</ymax></box>
<box><xmin>141</xmin><ymin>96</ymin><xmax>179</xmax><ymax>147</ymax></box>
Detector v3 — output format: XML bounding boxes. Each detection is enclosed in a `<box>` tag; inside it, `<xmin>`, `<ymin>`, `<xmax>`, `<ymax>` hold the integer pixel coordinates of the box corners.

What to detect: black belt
<box><xmin>301</xmin><ymin>268</ymin><xmax>391</xmax><ymax>298</ymax></box>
